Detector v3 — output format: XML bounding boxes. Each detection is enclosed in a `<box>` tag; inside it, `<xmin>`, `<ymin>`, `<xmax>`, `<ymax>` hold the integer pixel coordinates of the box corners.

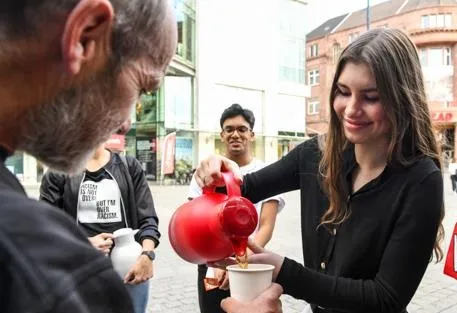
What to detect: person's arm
<box><xmin>123</xmin><ymin>157</ymin><xmax>159</xmax><ymax>284</ymax></box>
<box><xmin>39</xmin><ymin>170</ymin><xmax>66</xmax><ymax>209</ymax></box>
<box><xmin>252</xmin><ymin>200</ymin><xmax>279</xmax><ymax>248</ymax></box>
<box><xmin>194</xmin><ymin>138</ymin><xmax>319</xmax><ymax>197</ymax></box>
<box><xmin>242</xmin><ymin>142</ymin><xmax>309</xmax><ymax>204</ymax></box>
<box><xmin>128</xmin><ymin>157</ymin><xmax>160</xmax><ymax>247</ymax></box>
<box><xmin>274</xmin><ymin>170</ymin><xmax>443</xmax><ymax>312</ymax></box>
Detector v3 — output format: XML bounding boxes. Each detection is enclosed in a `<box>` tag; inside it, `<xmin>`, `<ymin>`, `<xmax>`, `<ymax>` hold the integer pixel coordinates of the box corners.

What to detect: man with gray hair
<box><xmin>0</xmin><ymin>0</ymin><xmax>176</xmax><ymax>312</ymax></box>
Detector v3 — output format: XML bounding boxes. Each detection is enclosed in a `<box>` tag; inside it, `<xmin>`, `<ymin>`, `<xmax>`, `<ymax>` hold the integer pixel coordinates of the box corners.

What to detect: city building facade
<box><xmin>305</xmin><ymin>0</ymin><xmax>457</xmax><ymax>162</ymax></box>
<box><xmin>196</xmin><ymin>0</ymin><xmax>309</xmax><ymax>167</ymax></box>
<box><xmin>9</xmin><ymin>0</ymin><xmax>310</xmax><ymax>184</ymax></box>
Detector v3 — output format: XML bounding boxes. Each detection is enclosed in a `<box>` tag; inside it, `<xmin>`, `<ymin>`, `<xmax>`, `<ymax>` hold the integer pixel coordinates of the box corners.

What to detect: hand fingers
<box><xmin>264</xmin><ymin>284</ymin><xmax>284</xmax><ymax>313</ymax></box>
<box><xmin>219</xmin><ymin>273</ymin><xmax>230</xmax><ymax>291</ymax></box>
<box><xmin>214</xmin><ymin>269</ymin><xmax>226</xmax><ymax>281</ymax></box>
<box><xmin>220</xmin><ymin>158</ymin><xmax>243</xmax><ymax>184</ymax></box>
<box><xmin>99</xmin><ymin>232</ymin><xmax>114</xmax><ymax>239</ymax></box>
<box><xmin>207</xmin><ymin>257</ymin><xmax>236</xmax><ymax>269</ymax></box>
<box><xmin>96</xmin><ymin>239</ymin><xmax>113</xmax><ymax>250</ymax></box>
<box><xmin>220</xmin><ymin>297</ymin><xmax>236</xmax><ymax>312</ymax></box>
<box><xmin>247</xmin><ymin>237</ymin><xmax>265</xmax><ymax>254</ymax></box>
<box><xmin>195</xmin><ymin>156</ymin><xmax>243</xmax><ymax>188</ymax></box>
<box><xmin>123</xmin><ymin>271</ymin><xmax>134</xmax><ymax>284</ymax></box>
<box><xmin>277</xmin><ymin>300</ymin><xmax>283</xmax><ymax>313</ymax></box>
<box><xmin>266</xmin><ymin>283</ymin><xmax>283</xmax><ymax>299</ymax></box>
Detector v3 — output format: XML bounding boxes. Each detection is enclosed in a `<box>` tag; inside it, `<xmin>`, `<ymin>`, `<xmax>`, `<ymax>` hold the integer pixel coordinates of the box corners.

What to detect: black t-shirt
<box><xmin>0</xmin><ymin>146</ymin><xmax>133</xmax><ymax>313</ymax></box>
<box><xmin>77</xmin><ymin>167</ymin><xmax>126</xmax><ymax>237</ymax></box>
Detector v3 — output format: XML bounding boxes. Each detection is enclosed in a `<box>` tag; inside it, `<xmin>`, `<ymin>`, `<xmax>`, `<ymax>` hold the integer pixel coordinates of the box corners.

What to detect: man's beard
<box><xmin>17</xmin><ymin>68</ymin><xmax>127</xmax><ymax>174</ymax></box>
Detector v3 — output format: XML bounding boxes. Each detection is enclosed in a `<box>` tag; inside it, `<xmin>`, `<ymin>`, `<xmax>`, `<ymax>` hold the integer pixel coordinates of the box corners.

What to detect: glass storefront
<box><xmin>5</xmin><ymin>152</ymin><xmax>23</xmax><ymax>178</ymax></box>
<box><xmin>173</xmin><ymin>0</ymin><xmax>196</xmax><ymax>64</ymax></box>
<box><xmin>128</xmin><ymin>75</ymin><xmax>195</xmax><ymax>182</ymax></box>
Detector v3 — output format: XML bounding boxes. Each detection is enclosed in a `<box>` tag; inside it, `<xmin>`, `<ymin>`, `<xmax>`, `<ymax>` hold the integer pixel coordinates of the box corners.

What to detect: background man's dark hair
<box><xmin>219</xmin><ymin>104</ymin><xmax>255</xmax><ymax>130</ymax></box>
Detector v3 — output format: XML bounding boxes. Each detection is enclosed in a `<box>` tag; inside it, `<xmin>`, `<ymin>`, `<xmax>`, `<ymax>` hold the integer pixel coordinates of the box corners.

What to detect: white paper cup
<box><xmin>226</xmin><ymin>264</ymin><xmax>274</xmax><ymax>303</ymax></box>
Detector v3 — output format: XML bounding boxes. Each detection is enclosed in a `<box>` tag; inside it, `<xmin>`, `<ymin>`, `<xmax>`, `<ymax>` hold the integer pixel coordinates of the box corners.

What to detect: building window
<box><xmin>420</xmin><ymin>47</ymin><xmax>453</xmax><ymax>67</ymax></box>
<box><xmin>173</xmin><ymin>0</ymin><xmax>196</xmax><ymax>64</ymax></box>
<box><xmin>421</xmin><ymin>14</ymin><xmax>452</xmax><ymax>29</ymax></box>
<box><xmin>279</xmin><ymin>0</ymin><xmax>307</xmax><ymax>84</ymax></box>
<box><xmin>421</xmin><ymin>15</ymin><xmax>429</xmax><ymax>28</ymax></box>
<box><xmin>279</xmin><ymin>37</ymin><xmax>306</xmax><ymax>83</ymax></box>
<box><xmin>349</xmin><ymin>32</ymin><xmax>359</xmax><ymax>43</ymax></box>
<box><xmin>307</xmin><ymin>101</ymin><xmax>320</xmax><ymax>115</ymax></box>
<box><xmin>332</xmin><ymin>43</ymin><xmax>342</xmax><ymax>64</ymax></box>
<box><xmin>419</xmin><ymin>48</ymin><xmax>427</xmax><ymax>66</ymax></box>
<box><xmin>445</xmin><ymin>14</ymin><xmax>452</xmax><ymax>27</ymax></box>
<box><xmin>309</xmin><ymin>44</ymin><xmax>318</xmax><ymax>57</ymax></box>
<box><xmin>308</xmin><ymin>70</ymin><xmax>320</xmax><ymax>86</ymax></box>
<box><xmin>445</xmin><ymin>47</ymin><xmax>452</xmax><ymax>65</ymax></box>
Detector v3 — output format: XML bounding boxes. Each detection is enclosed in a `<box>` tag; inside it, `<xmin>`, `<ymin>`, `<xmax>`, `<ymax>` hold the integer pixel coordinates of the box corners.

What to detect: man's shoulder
<box><xmin>0</xmin><ymin>190</ymin><xmax>120</xmax><ymax>312</ymax></box>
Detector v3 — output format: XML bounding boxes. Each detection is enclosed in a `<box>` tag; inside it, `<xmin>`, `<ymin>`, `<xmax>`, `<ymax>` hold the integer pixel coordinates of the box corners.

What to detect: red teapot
<box><xmin>168</xmin><ymin>172</ymin><xmax>258</xmax><ymax>264</ymax></box>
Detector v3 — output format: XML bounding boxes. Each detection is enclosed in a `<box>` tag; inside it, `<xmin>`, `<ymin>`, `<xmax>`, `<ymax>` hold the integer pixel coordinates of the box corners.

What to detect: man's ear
<box><xmin>220</xmin><ymin>132</ymin><xmax>226</xmax><ymax>142</ymax></box>
<box><xmin>61</xmin><ymin>0</ymin><xmax>114</xmax><ymax>75</ymax></box>
<box><xmin>250</xmin><ymin>131</ymin><xmax>255</xmax><ymax>141</ymax></box>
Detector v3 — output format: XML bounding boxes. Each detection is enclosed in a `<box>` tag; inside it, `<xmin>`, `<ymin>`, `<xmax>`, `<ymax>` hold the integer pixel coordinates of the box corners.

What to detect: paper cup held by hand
<box><xmin>226</xmin><ymin>264</ymin><xmax>274</xmax><ymax>302</ymax></box>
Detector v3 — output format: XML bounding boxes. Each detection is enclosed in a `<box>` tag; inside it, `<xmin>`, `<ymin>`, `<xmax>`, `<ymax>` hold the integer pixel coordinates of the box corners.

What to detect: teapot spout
<box><xmin>132</xmin><ymin>229</ymin><xmax>139</xmax><ymax>236</ymax></box>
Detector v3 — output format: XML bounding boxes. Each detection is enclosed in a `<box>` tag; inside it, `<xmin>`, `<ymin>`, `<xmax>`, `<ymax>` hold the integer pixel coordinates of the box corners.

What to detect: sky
<box><xmin>304</xmin><ymin>0</ymin><xmax>390</xmax><ymax>32</ymax></box>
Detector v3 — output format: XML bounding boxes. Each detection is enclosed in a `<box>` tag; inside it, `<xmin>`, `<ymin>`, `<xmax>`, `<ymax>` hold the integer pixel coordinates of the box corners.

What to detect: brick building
<box><xmin>305</xmin><ymin>0</ymin><xmax>457</xmax><ymax>161</ymax></box>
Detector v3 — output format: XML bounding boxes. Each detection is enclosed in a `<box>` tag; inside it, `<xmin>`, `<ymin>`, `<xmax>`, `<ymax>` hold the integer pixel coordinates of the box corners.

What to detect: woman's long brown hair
<box><xmin>319</xmin><ymin>28</ymin><xmax>444</xmax><ymax>262</ymax></box>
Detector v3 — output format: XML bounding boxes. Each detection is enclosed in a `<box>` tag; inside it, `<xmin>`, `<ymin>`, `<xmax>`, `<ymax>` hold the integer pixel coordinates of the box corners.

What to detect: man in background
<box><xmin>188</xmin><ymin>103</ymin><xmax>285</xmax><ymax>313</ymax></box>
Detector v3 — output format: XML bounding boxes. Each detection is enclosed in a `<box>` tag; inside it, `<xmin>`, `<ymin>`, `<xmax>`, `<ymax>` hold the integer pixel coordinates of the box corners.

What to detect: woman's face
<box><xmin>333</xmin><ymin>62</ymin><xmax>391</xmax><ymax>145</ymax></box>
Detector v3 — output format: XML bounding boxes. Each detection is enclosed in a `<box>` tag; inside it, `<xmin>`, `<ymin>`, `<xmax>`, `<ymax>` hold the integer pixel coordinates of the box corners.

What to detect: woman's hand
<box><xmin>194</xmin><ymin>155</ymin><xmax>242</xmax><ymax>188</ymax></box>
<box><xmin>246</xmin><ymin>240</ymin><xmax>284</xmax><ymax>281</ymax></box>
<box><xmin>209</xmin><ymin>239</ymin><xmax>285</xmax><ymax>282</ymax></box>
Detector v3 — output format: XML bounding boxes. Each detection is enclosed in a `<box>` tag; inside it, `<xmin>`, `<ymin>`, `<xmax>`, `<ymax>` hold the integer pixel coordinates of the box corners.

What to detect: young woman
<box><xmin>194</xmin><ymin>28</ymin><xmax>444</xmax><ymax>313</ymax></box>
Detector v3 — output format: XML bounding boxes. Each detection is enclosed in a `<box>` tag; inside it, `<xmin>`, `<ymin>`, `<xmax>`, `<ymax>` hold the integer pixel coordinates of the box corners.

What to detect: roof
<box><xmin>307</xmin><ymin>13</ymin><xmax>348</xmax><ymax>42</ymax></box>
<box><xmin>337</xmin><ymin>0</ymin><xmax>405</xmax><ymax>32</ymax></box>
<box><xmin>402</xmin><ymin>0</ymin><xmax>457</xmax><ymax>13</ymax></box>
<box><xmin>307</xmin><ymin>0</ymin><xmax>457</xmax><ymax>39</ymax></box>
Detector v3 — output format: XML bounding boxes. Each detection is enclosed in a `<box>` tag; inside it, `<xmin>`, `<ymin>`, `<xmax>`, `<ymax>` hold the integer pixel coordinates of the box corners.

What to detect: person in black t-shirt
<box><xmin>40</xmin><ymin>142</ymin><xmax>160</xmax><ymax>313</ymax></box>
<box><xmin>194</xmin><ymin>29</ymin><xmax>445</xmax><ymax>313</ymax></box>
<box><xmin>0</xmin><ymin>1</ymin><xmax>176</xmax><ymax>313</ymax></box>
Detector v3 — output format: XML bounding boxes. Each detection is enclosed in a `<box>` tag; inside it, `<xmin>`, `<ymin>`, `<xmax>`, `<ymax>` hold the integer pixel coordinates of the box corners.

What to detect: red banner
<box><xmin>161</xmin><ymin>132</ymin><xmax>176</xmax><ymax>175</ymax></box>
<box><xmin>444</xmin><ymin>223</ymin><xmax>457</xmax><ymax>280</ymax></box>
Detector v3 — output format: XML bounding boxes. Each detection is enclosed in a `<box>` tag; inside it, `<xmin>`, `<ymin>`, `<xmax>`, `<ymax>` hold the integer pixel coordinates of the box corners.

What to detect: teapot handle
<box><xmin>202</xmin><ymin>171</ymin><xmax>241</xmax><ymax>197</ymax></box>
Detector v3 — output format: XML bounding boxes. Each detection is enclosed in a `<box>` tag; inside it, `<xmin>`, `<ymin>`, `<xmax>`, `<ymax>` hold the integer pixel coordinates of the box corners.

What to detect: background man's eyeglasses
<box><xmin>222</xmin><ymin>126</ymin><xmax>251</xmax><ymax>135</ymax></box>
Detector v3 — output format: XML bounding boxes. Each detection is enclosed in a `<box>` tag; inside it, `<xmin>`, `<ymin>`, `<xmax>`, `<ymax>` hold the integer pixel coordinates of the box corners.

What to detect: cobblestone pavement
<box><xmin>26</xmin><ymin>172</ymin><xmax>457</xmax><ymax>313</ymax></box>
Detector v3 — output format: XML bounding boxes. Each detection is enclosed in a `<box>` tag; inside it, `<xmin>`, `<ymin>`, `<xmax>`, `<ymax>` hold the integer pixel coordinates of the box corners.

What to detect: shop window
<box><xmin>307</xmin><ymin>101</ymin><xmax>320</xmax><ymax>115</ymax></box>
<box><xmin>309</xmin><ymin>44</ymin><xmax>318</xmax><ymax>57</ymax></box>
<box><xmin>308</xmin><ymin>70</ymin><xmax>320</xmax><ymax>86</ymax></box>
<box><xmin>173</xmin><ymin>0</ymin><xmax>196</xmax><ymax>64</ymax></box>
<box><xmin>348</xmin><ymin>32</ymin><xmax>359</xmax><ymax>43</ymax></box>
<box><xmin>421</xmin><ymin>13</ymin><xmax>452</xmax><ymax>29</ymax></box>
